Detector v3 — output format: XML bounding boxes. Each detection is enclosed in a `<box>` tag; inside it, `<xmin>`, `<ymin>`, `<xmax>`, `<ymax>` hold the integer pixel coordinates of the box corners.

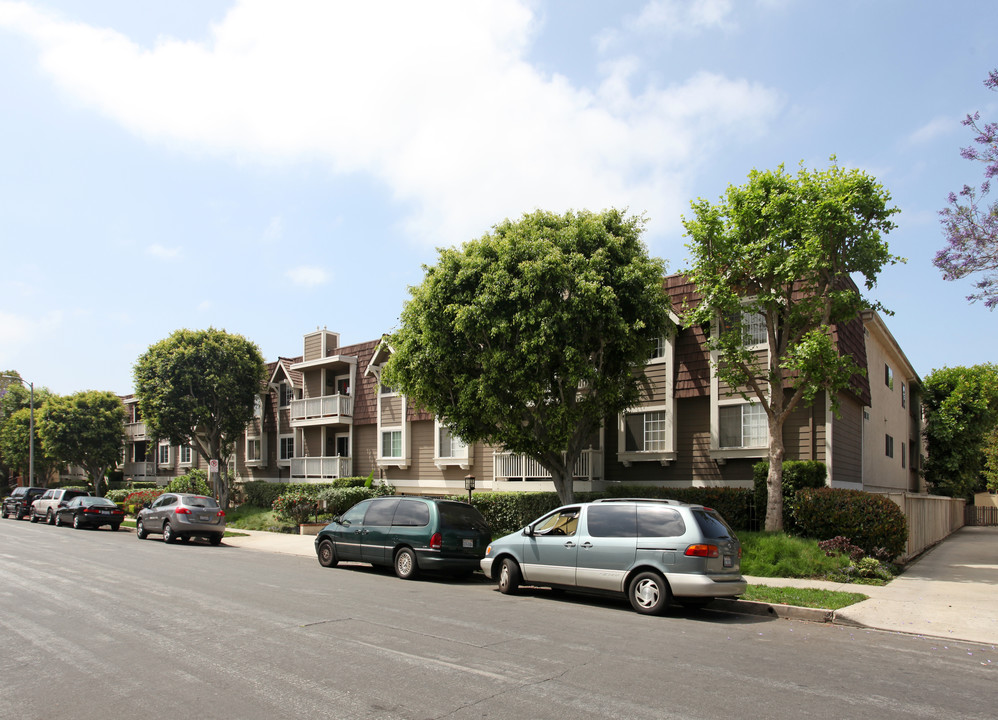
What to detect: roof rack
<box><xmin>592</xmin><ymin>497</ymin><xmax>682</xmax><ymax>505</ymax></box>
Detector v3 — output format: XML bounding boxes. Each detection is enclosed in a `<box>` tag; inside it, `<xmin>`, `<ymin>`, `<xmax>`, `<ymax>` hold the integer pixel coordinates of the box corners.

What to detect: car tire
<box><xmin>394</xmin><ymin>547</ymin><xmax>419</xmax><ymax>580</ymax></box>
<box><xmin>0</xmin><ymin>507</ymin><xmax>8</xmax><ymax>519</ymax></box>
<box><xmin>54</xmin><ymin>513</ymin><xmax>63</xmax><ymax>527</ymax></box>
<box><xmin>317</xmin><ymin>539</ymin><xmax>338</xmax><ymax>567</ymax></box>
<box><xmin>136</xmin><ymin>518</ymin><xmax>147</xmax><ymax>540</ymax></box>
<box><xmin>209</xmin><ymin>533</ymin><xmax>223</xmax><ymax>546</ymax></box>
<box><xmin>498</xmin><ymin>557</ymin><xmax>522</xmax><ymax>595</ymax></box>
<box><xmin>30</xmin><ymin>512</ymin><xmax>39</xmax><ymax>523</ymax></box>
<box><xmin>47</xmin><ymin>510</ymin><xmax>55</xmax><ymax>525</ymax></box>
<box><xmin>73</xmin><ymin>514</ymin><xmax>82</xmax><ymax>530</ymax></box>
<box><xmin>16</xmin><ymin>509</ymin><xmax>26</xmax><ymax>520</ymax></box>
<box><xmin>628</xmin><ymin>571</ymin><xmax>670</xmax><ymax>615</ymax></box>
<box><xmin>163</xmin><ymin>521</ymin><xmax>176</xmax><ymax>544</ymax></box>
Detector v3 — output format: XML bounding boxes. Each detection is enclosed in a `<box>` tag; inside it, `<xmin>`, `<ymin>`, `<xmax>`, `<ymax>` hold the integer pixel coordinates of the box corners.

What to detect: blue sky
<box><xmin>1</xmin><ymin>0</ymin><xmax>996</xmax><ymax>396</ymax></box>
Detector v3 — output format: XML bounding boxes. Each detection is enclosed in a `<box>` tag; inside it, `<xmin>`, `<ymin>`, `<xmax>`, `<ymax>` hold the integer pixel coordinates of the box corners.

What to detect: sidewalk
<box><xmin>221</xmin><ymin>525</ymin><xmax>998</xmax><ymax>646</ymax></box>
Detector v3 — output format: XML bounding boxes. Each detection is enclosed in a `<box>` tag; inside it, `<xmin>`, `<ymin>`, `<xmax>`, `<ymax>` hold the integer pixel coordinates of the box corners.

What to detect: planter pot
<box><xmin>299</xmin><ymin>522</ymin><xmax>326</xmax><ymax>536</ymax></box>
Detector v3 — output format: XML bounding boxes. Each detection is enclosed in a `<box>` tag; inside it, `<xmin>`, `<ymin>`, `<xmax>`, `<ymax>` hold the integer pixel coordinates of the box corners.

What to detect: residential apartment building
<box><xmin>118</xmin><ymin>275</ymin><xmax>923</xmax><ymax>497</ymax></box>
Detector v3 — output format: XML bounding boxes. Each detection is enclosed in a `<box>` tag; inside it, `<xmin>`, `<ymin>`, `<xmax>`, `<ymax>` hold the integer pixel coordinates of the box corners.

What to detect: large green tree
<box><xmin>0</xmin><ymin>407</ymin><xmax>62</xmax><ymax>485</ymax></box>
<box><xmin>0</xmin><ymin>375</ymin><xmax>54</xmax><ymax>485</ymax></box>
<box><xmin>682</xmin><ymin>160</ymin><xmax>900</xmax><ymax>531</ymax></box>
<box><xmin>133</xmin><ymin>328</ymin><xmax>267</xmax><ymax>509</ymax></box>
<box><xmin>384</xmin><ymin>208</ymin><xmax>671</xmax><ymax>504</ymax></box>
<box><xmin>921</xmin><ymin>364</ymin><xmax>998</xmax><ymax>499</ymax></box>
<box><xmin>38</xmin><ymin>391</ymin><xmax>126</xmax><ymax>496</ymax></box>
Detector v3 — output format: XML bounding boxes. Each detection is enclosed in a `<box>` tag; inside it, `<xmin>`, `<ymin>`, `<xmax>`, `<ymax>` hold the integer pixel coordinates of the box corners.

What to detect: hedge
<box><xmin>794</xmin><ymin>487</ymin><xmax>908</xmax><ymax>559</ymax></box>
<box><xmin>753</xmin><ymin>460</ymin><xmax>827</xmax><ymax>530</ymax></box>
<box><xmin>240</xmin><ymin>479</ymin><xmax>373</xmax><ymax>509</ymax></box>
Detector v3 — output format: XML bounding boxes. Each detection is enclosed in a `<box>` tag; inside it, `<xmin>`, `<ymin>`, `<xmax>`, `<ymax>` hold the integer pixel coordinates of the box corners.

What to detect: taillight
<box><xmin>685</xmin><ymin>544</ymin><xmax>719</xmax><ymax>558</ymax></box>
<box><xmin>216</xmin><ymin>510</ymin><xmax>225</xmax><ymax>518</ymax></box>
<box><xmin>175</xmin><ymin>507</ymin><xmax>192</xmax><ymax>515</ymax></box>
<box><xmin>429</xmin><ymin>532</ymin><xmax>442</xmax><ymax>549</ymax></box>
<box><xmin>83</xmin><ymin>508</ymin><xmax>100</xmax><ymax>514</ymax></box>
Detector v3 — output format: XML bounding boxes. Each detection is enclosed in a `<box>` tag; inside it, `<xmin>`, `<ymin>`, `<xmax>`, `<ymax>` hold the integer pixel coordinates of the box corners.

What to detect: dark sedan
<box><xmin>55</xmin><ymin>496</ymin><xmax>126</xmax><ymax>531</ymax></box>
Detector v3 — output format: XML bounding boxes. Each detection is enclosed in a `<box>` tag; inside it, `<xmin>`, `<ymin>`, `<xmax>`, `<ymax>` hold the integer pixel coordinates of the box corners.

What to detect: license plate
<box><xmin>199</xmin><ymin>514</ymin><xmax>210</xmax><ymax>522</ymax></box>
<box><xmin>723</xmin><ymin>555</ymin><xmax>733</xmax><ymax>568</ymax></box>
<box><xmin>99</xmin><ymin>510</ymin><xmax>110</xmax><ymax>515</ymax></box>
<box><xmin>462</xmin><ymin>539</ymin><xmax>473</xmax><ymax>548</ymax></box>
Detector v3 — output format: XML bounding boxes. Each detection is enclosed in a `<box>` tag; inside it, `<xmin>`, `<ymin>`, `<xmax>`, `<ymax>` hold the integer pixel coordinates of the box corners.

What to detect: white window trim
<box><xmin>278</xmin><ymin>382</ymin><xmax>292</xmax><ymax>409</ymax></box>
<box><xmin>157</xmin><ymin>442</ymin><xmax>172</xmax><ymax>467</ymax></box>
<box><xmin>375</xmin><ymin>371</ymin><xmax>409</xmax><ymax>469</ymax></box>
<box><xmin>278</xmin><ymin>433</ymin><xmax>294</xmax><ymax>465</ymax></box>
<box><xmin>178</xmin><ymin>444</ymin><xmax>193</xmax><ymax>467</ymax></box>
<box><xmin>245</xmin><ymin>435</ymin><xmax>265</xmax><ymax>468</ymax></box>
<box><xmin>709</xmin><ymin>312</ymin><xmax>770</xmax><ymax>462</ymax></box>
<box><xmin>648</xmin><ymin>335</ymin><xmax>668</xmax><ymax>365</ymax></box>
<box><xmin>434</xmin><ymin>418</ymin><xmax>472</xmax><ymax>469</ymax></box>
<box><xmin>617</xmin><ymin>403</ymin><xmax>676</xmax><ymax>467</ymax></box>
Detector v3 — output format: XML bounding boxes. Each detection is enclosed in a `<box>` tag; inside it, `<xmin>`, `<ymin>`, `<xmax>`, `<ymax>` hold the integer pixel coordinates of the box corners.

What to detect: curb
<box><xmin>712</xmin><ymin>598</ymin><xmax>835</xmax><ymax>624</ymax></box>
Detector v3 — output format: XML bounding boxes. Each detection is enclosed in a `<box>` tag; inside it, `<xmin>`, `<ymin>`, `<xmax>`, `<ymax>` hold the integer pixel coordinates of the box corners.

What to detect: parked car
<box><xmin>1</xmin><ymin>487</ymin><xmax>47</xmax><ymax>520</ymax></box>
<box><xmin>481</xmin><ymin>498</ymin><xmax>746</xmax><ymax>615</ymax></box>
<box><xmin>55</xmin><ymin>495</ymin><xmax>126</xmax><ymax>530</ymax></box>
<box><xmin>315</xmin><ymin>496</ymin><xmax>492</xmax><ymax>579</ymax></box>
<box><xmin>135</xmin><ymin>493</ymin><xmax>226</xmax><ymax>545</ymax></box>
<box><xmin>31</xmin><ymin>488</ymin><xmax>90</xmax><ymax>524</ymax></box>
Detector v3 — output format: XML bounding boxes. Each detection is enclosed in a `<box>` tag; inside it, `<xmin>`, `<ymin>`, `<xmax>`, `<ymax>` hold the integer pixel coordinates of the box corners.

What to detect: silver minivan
<box><xmin>481</xmin><ymin>498</ymin><xmax>746</xmax><ymax>615</ymax></box>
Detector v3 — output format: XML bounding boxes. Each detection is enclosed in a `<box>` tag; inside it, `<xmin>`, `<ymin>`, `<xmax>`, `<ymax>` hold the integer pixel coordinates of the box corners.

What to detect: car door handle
<box><xmin>580</xmin><ymin>542</ymin><xmax>593</xmax><ymax>549</ymax></box>
<box><xmin>564</xmin><ymin>541</ymin><xmax>576</xmax><ymax>548</ymax></box>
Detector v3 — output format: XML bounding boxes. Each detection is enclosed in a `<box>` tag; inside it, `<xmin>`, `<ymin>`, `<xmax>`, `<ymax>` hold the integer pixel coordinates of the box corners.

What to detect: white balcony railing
<box><xmin>291</xmin><ymin>456</ymin><xmax>352</xmax><ymax>480</ymax></box>
<box><xmin>493</xmin><ymin>449</ymin><xmax>603</xmax><ymax>482</ymax></box>
<box><xmin>125</xmin><ymin>422</ymin><xmax>147</xmax><ymax>440</ymax></box>
<box><xmin>290</xmin><ymin>394</ymin><xmax>353</xmax><ymax>422</ymax></box>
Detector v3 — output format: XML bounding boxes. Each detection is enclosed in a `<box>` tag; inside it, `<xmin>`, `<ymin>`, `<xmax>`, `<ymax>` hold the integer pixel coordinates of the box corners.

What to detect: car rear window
<box><xmin>586</xmin><ymin>505</ymin><xmax>636</xmax><ymax>537</ymax></box>
<box><xmin>692</xmin><ymin>509</ymin><xmax>735</xmax><ymax>540</ymax></box>
<box><xmin>636</xmin><ymin>506</ymin><xmax>686</xmax><ymax>537</ymax></box>
<box><xmin>182</xmin><ymin>496</ymin><xmax>219</xmax><ymax>509</ymax></box>
<box><xmin>65</xmin><ymin>490</ymin><xmax>88</xmax><ymax>500</ymax></box>
<box><xmin>364</xmin><ymin>498</ymin><xmax>401</xmax><ymax>525</ymax></box>
<box><xmin>438</xmin><ymin>502</ymin><xmax>489</xmax><ymax>533</ymax></box>
<box><xmin>82</xmin><ymin>497</ymin><xmax>116</xmax><ymax>507</ymax></box>
<box><xmin>392</xmin><ymin>499</ymin><xmax>430</xmax><ymax>527</ymax></box>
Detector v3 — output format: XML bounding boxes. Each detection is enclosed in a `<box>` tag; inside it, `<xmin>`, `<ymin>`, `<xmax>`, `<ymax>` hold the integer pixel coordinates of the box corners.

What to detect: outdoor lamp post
<box><xmin>0</xmin><ymin>374</ymin><xmax>34</xmax><ymax>486</ymax></box>
<box><xmin>464</xmin><ymin>474</ymin><xmax>476</xmax><ymax>503</ymax></box>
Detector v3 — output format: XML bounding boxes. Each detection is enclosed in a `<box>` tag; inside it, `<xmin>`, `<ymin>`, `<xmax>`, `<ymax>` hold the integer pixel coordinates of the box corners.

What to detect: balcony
<box><xmin>493</xmin><ymin>449</ymin><xmax>603</xmax><ymax>482</ymax></box>
<box><xmin>290</xmin><ymin>394</ymin><xmax>353</xmax><ymax>426</ymax></box>
<box><xmin>291</xmin><ymin>456</ymin><xmax>352</xmax><ymax>480</ymax></box>
<box><xmin>125</xmin><ymin>422</ymin><xmax>147</xmax><ymax>440</ymax></box>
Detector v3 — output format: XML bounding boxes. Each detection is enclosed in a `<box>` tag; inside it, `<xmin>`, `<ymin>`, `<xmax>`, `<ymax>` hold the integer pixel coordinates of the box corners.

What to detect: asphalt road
<box><xmin>1</xmin><ymin>519</ymin><xmax>995</xmax><ymax>720</ymax></box>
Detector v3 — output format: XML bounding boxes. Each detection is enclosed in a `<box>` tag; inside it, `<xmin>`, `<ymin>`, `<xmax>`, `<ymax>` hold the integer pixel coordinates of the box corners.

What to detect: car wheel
<box><xmin>54</xmin><ymin>512</ymin><xmax>63</xmax><ymax>527</ymax></box>
<box><xmin>30</xmin><ymin>510</ymin><xmax>39</xmax><ymax>523</ymax></box>
<box><xmin>0</xmin><ymin>507</ymin><xmax>7</xmax><ymax>519</ymax></box>
<box><xmin>47</xmin><ymin>510</ymin><xmax>55</xmax><ymax>525</ymax></box>
<box><xmin>208</xmin><ymin>533</ymin><xmax>222</xmax><ymax>546</ymax></box>
<box><xmin>111</xmin><ymin>524</ymin><xmax>120</xmax><ymax>532</ymax></box>
<box><xmin>498</xmin><ymin>557</ymin><xmax>522</xmax><ymax>595</ymax></box>
<box><xmin>317</xmin><ymin>539</ymin><xmax>338</xmax><ymax>567</ymax></box>
<box><xmin>73</xmin><ymin>514</ymin><xmax>83</xmax><ymax>529</ymax></box>
<box><xmin>628</xmin><ymin>571</ymin><xmax>670</xmax><ymax>615</ymax></box>
<box><xmin>16</xmin><ymin>509</ymin><xmax>26</xmax><ymax>520</ymax></box>
<box><xmin>163</xmin><ymin>521</ymin><xmax>176</xmax><ymax>544</ymax></box>
<box><xmin>394</xmin><ymin>547</ymin><xmax>419</xmax><ymax>580</ymax></box>
<box><xmin>136</xmin><ymin>518</ymin><xmax>147</xmax><ymax>540</ymax></box>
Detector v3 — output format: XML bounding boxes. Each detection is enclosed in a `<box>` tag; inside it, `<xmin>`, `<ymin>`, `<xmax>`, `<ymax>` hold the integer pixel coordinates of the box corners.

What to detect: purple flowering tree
<box><xmin>935</xmin><ymin>69</ymin><xmax>998</xmax><ymax>309</ymax></box>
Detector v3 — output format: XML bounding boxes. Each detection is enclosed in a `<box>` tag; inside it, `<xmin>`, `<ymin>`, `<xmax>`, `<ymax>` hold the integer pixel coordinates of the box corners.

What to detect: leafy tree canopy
<box><xmin>935</xmin><ymin>69</ymin><xmax>998</xmax><ymax>309</ymax></box>
<box><xmin>922</xmin><ymin>364</ymin><xmax>998</xmax><ymax>499</ymax></box>
<box><xmin>38</xmin><ymin>391</ymin><xmax>125</xmax><ymax>496</ymax></box>
<box><xmin>384</xmin><ymin>208</ymin><xmax>671</xmax><ymax>504</ymax></box>
<box><xmin>133</xmin><ymin>328</ymin><xmax>267</xmax><ymax>508</ymax></box>
<box><xmin>682</xmin><ymin>159</ymin><xmax>901</xmax><ymax>531</ymax></box>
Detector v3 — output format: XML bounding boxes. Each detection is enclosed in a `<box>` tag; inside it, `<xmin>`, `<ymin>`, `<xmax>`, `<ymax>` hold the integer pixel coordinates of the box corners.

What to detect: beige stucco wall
<box><xmin>862</xmin><ymin>326</ymin><xmax>917</xmax><ymax>492</ymax></box>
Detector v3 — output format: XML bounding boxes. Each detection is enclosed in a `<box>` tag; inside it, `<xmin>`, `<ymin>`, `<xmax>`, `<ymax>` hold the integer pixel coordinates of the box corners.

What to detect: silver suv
<box><xmin>136</xmin><ymin>493</ymin><xmax>226</xmax><ymax>545</ymax></box>
<box><xmin>481</xmin><ymin>498</ymin><xmax>746</xmax><ymax>615</ymax></box>
<box><xmin>31</xmin><ymin>488</ymin><xmax>90</xmax><ymax>524</ymax></box>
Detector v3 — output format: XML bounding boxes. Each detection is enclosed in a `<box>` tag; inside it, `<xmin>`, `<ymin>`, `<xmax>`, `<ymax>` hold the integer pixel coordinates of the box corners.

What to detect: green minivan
<box><xmin>314</xmin><ymin>496</ymin><xmax>492</xmax><ymax>579</ymax></box>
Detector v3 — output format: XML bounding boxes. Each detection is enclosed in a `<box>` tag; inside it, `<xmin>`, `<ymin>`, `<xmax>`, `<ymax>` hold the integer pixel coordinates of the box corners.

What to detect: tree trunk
<box><xmin>765</xmin><ymin>413</ymin><xmax>785</xmax><ymax>532</ymax></box>
<box><xmin>549</xmin><ymin>465</ymin><xmax>575</xmax><ymax>505</ymax></box>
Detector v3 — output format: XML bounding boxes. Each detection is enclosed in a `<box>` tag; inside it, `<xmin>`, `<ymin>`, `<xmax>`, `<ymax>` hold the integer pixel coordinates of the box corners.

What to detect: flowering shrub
<box><xmin>272</xmin><ymin>489</ymin><xmax>321</xmax><ymax>525</ymax></box>
<box><xmin>121</xmin><ymin>489</ymin><xmax>164</xmax><ymax>516</ymax></box>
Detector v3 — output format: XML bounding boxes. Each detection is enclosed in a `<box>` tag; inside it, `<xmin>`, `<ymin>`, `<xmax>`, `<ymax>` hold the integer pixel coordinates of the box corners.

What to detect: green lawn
<box><xmin>741</xmin><ymin>584</ymin><xmax>868</xmax><ymax>610</ymax></box>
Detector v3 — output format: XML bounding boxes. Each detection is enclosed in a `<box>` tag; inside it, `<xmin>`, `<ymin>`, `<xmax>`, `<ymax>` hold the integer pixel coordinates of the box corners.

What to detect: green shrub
<box><xmin>105</xmin><ymin>488</ymin><xmax>133</xmax><ymax>504</ymax></box>
<box><xmin>242</xmin><ymin>481</ymin><xmax>291</xmax><ymax>508</ymax></box>
<box><xmin>164</xmin><ymin>469</ymin><xmax>212</xmax><ymax>496</ymax></box>
<box><xmin>330</xmin><ymin>476</ymin><xmax>369</xmax><ymax>488</ymax></box>
<box><xmin>753</xmin><ymin>460</ymin><xmax>827</xmax><ymax>530</ymax></box>
<box><xmin>794</xmin><ymin>487</ymin><xmax>908</xmax><ymax>559</ymax></box>
<box><xmin>121</xmin><ymin>488</ymin><xmax>164</xmax><ymax>516</ymax></box>
<box><xmin>129</xmin><ymin>481</ymin><xmax>159</xmax><ymax>490</ymax></box>
<box><xmin>315</xmin><ymin>484</ymin><xmax>397</xmax><ymax>515</ymax></box>
<box><xmin>272</xmin><ymin>488</ymin><xmax>322</xmax><ymax>525</ymax></box>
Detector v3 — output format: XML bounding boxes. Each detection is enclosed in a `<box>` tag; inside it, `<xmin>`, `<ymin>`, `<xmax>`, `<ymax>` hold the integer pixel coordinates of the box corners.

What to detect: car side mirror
<box><xmin>522</xmin><ymin>526</ymin><xmax>534</xmax><ymax>537</ymax></box>
<box><xmin>142</xmin><ymin>502</ymin><xmax>151</xmax><ymax>509</ymax></box>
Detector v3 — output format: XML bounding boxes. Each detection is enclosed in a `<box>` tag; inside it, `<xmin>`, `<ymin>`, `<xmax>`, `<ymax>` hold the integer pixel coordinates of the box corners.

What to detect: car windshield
<box><xmin>82</xmin><ymin>497</ymin><xmax>117</xmax><ymax>508</ymax></box>
<box><xmin>692</xmin><ymin>509</ymin><xmax>736</xmax><ymax>540</ymax></box>
<box><xmin>438</xmin><ymin>502</ymin><xmax>490</xmax><ymax>533</ymax></box>
<box><xmin>182</xmin><ymin>496</ymin><xmax>219</xmax><ymax>509</ymax></box>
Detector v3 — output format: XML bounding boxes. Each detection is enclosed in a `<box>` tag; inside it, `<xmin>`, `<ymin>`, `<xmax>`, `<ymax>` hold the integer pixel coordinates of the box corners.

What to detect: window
<box><xmin>158</xmin><ymin>443</ymin><xmax>171</xmax><ymax>465</ymax></box>
<box><xmin>885</xmin><ymin>364</ymin><xmax>894</xmax><ymax>389</ymax></box>
<box><xmin>179</xmin><ymin>444</ymin><xmax>192</xmax><ymax>465</ymax></box>
<box><xmin>901</xmin><ymin>382</ymin><xmax>907</xmax><ymax>409</ymax></box>
<box><xmin>379</xmin><ymin>382</ymin><xmax>395</xmax><ymax>396</ymax></box>
<box><xmin>637</xmin><ymin>506</ymin><xmax>686</xmax><ymax>538</ymax></box>
<box><xmin>586</xmin><ymin>505</ymin><xmax>636</xmax><ymax>538</ymax></box>
<box><xmin>437</xmin><ymin>424</ymin><xmax>466</xmax><ymax>458</ymax></box>
<box><xmin>279</xmin><ymin>435</ymin><xmax>294</xmax><ymax>461</ymax></box>
<box><xmin>279</xmin><ymin>382</ymin><xmax>293</xmax><ymax>408</ymax></box>
<box><xmin>901</xmin><ymin>441</ymin><xmax>906</xmax><ymax>469</ymax></box>
<box><xmin>381</xmin><ymin>430</ymin><xmax>402</xmax><ymax>458</ymax></box>
<box><xmin>719</xmin><ymin>403</ymin><xmax>767</xmax><ymax>448</ymax></box>
<box><xmin>246</xmin><ymin>438</ymin><xmax>262</xmax><ymax>463</ymax></box>
<box><xmin>531</xmin><ymin>508</ymin><xmax>579</xmax><ymax>536</ymax></box>
<box><xmin>649</xmin><ymin>336</ymin><xmax>667</xmax><ymax>362</ymax></box>
<box><xmin>885</xmin><ymin>434</ymin><xmax>894</xmax><ymax>458</ymax></box>
<box><xmin>624</xmin><ymin>411</ymin><xmax>666</xmax><ymax>452</ymax></box>
<box><xmin>364</xmin><ymin>498</ymin><xmax>401</xmax><ymax>525</ymax></box>
<box><xmin>391</xmin><ymin>499</ymin><xmax>430</xmax><ymax>527</ymax></box>
<box><xmin>741</xmin><ymin>311</ymin><xmax>766</xmax><ymax>347</ymax></box>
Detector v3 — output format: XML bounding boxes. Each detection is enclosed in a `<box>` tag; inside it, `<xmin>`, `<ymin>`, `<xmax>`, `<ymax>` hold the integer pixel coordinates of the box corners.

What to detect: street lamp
<box><xmin>464</xmin><ymin>474</ymin><xmax>476</xmax><ymax>503</ymax></box>
<box><xmin>1</xmin><ymin>374</ymin><xmax>34</xmax><ymax>487</ymax></box>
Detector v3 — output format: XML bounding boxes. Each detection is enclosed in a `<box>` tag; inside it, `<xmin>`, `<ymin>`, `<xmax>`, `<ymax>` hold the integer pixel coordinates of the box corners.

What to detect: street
<box><xmin>0</xmin><ymin>519</ymin><xmax>994</xmax><ymax>720</ymax></box>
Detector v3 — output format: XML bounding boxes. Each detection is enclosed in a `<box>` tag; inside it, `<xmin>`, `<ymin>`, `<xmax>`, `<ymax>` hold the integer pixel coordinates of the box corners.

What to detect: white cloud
<box><xmin>0</xmin><ymin>309</ymin><xmax>63</xmax><ymax>352</ymax></box>
<box><xmin>285</xmin><ymin>266</ymin><xmax>329</xmax><ymax>288</ymax></box>
<box><xmin>262</xmin><ymin>215</ymin><xmax>283</xmax><ymax>244</ymax></box>
<box><xmin>0</xmin><ymin>0</ymin><xmax>783</xmax><ymax>245</ymax></box>
<box><xmin>626</xmin><ymin>0</ymin><xmax>734</xmax><ymax>35</ymax></box>
<box><xmin>147</xmin><ymin>243</ymin><xmax>182</xmax><ymax>259</ymax></box>
<box><xmin>907</xmin><ymin>116</ymin><xmax>957</xmax><ymax>146</ymax></box>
